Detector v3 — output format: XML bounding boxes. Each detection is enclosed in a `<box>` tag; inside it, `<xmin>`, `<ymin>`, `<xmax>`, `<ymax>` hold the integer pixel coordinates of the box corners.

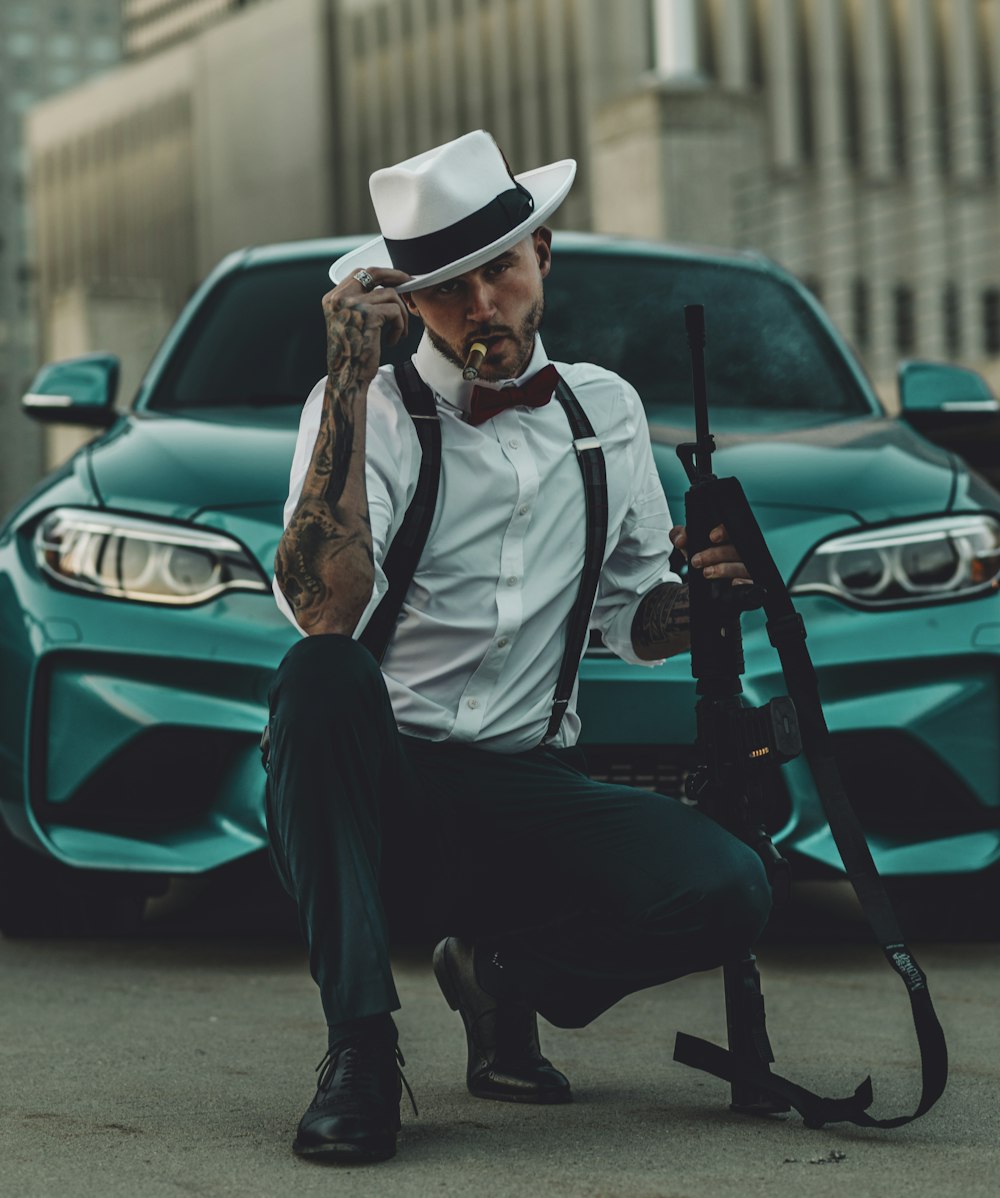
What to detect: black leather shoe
<box><xmin>292</xmin><ymin>1034</ymin><xmax>415</xmax><ymax>1163</ymax></box>
<box><xmin>433</xmin><ymin>936</ymin><xmax>572</xmax><ymax>1104</ymax></box>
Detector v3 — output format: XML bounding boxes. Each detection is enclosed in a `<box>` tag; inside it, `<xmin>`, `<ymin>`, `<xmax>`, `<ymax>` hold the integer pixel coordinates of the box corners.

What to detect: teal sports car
<box><xmin>3</xmin><ymin>232</ymin><xmax>1000</xmax><ymax>936</ymax></box>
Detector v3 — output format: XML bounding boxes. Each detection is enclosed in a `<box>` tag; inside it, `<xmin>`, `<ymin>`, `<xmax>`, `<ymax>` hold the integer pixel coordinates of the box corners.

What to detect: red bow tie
<box><xmin>468</xmin><ymin>364</ymin><xmax>560</xmax><ymax>426</ymax></box>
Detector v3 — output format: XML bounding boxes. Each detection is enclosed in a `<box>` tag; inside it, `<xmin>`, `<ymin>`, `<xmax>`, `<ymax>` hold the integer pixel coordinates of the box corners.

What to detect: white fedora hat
<box><xmin>330</xmin><ymin>130</ymin><xmax>576</xmax><ymax>294</ymax></box>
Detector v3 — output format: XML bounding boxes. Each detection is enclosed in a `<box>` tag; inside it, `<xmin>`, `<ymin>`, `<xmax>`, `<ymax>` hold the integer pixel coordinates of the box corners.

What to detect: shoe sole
<box><xmin>468</xmin><ymin>1084</ymin><xmax>572</xmax><ymax>1105</ymax></box>
<box><xmin>293</xmin><ymin>1136</ymin><xmax>396</xmax><ymax>1164</ymax></box>
<box><xmin>432</xmin><ymin>940</ymin><xmax>572</xmax><ymax>1106</ymax></box>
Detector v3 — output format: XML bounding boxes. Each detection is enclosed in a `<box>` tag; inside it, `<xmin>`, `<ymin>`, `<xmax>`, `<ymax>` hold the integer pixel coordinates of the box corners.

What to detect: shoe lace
<box><xmin>315</xmin><ymin>1041</ymin><xmax>418</xmax><ymax>1117</ymax></box>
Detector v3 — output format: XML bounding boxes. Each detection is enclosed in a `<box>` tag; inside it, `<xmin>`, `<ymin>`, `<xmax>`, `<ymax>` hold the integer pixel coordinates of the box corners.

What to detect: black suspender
<box><xmin>359</xmin><ymin>364</ymin><xmax>609</xmax><ymax>744</ymax></box>
<box><xmin>544</xmin><ymin>380</ymin><xmax>608</xmax><ymax>741</ymax></box>
<box><xmin>358</xmin><ymin>362</ymin><xmax>442</xmax><ymax>663</ymax></box>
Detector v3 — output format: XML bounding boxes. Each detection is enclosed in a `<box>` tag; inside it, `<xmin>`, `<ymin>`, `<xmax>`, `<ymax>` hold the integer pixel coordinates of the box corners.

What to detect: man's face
<box><xmin>404</xmin><ymin>229</ymin><xmax>552</xmax><ymax>382</ymax></box>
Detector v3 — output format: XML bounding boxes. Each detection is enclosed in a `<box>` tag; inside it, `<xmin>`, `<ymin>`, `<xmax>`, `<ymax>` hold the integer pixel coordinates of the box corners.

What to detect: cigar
<box><xmin>462</xmin><ymin>341</ymin><xmax>488</xmax><ymax>381</ymax></box>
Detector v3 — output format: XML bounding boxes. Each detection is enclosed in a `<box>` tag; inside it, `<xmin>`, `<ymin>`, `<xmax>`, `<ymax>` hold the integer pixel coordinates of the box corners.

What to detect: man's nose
<box><xmin>466</xmin><ymin>280</ymin><xmax>497</xmax><ymax>323</ymax></box>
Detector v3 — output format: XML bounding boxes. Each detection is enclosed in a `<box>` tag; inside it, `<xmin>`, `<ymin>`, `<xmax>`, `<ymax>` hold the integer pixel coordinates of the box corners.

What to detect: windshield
<box><xmin>145</xmin><ymin>250</ymin><xmax>873</xmax><ymax>421</ymax></box>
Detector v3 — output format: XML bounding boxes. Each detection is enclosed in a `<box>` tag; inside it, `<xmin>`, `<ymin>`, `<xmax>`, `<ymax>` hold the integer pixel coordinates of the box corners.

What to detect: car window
<box><xmin>542</xmin><ymin>254</ymin><xmax>871</xmax><ymax>420</ymax></box>
<box><xmin>146</xmin><ymin>261</ymin><xmax>335</xmax><ymax>410</ymax></box>
<box><xmin>144</xmin><ymin>251</ymin><xmax>872</xmax><ymax>421</ymax></box>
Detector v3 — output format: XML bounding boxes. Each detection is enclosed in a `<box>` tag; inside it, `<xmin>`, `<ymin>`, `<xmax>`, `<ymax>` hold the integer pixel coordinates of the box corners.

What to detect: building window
<box><xmin>49</xmin><ymin>63</ymin><xmax>80</xmax><ymax>90</ymax></box>
<box><xmin>6</xmin><ymin>31</ymin><xmax>38</xmax><ymax>56</ymax></box>
<box><xmin>943</xmin><ymin>283</ymin><xmax>960</xmax><ymax>359</ymax></box>
<box><xmin>851</xmin><ymin>277</ymin><xmax>870</xmax><ymax>350</ymax></box>
<box><xmin>47</xmin><ymin>34</ymin><xmax>77</xmax><ymax>59</ymax></box>
<box><xmin>894</xmin><ymin>284</ymin><xmax>915</xmax><ymax>354</ymax></box>
<box><xmin>984</xmin><ymin>288</ymin><xmax>1000</xmax><ymax>357</ymax></box>
<box><xmin>86</xmin><ymin>36</ymin><xmax>119</xmax><ymax>62</ymax></box>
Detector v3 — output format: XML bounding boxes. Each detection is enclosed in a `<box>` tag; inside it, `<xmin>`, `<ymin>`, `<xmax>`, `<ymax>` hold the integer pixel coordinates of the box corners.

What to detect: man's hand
<box><xmin>631</xmin><ymin>523</ymin><xmax>752</xmax><ymax>661</ymax></box>
<box><xmin>324</xmin><ymin>267</ymin><xmax>413</xmax><ymax>386</ymax></box>
<box><xmin>669</xmin><ymin>522</ymin><xmax>752</xmax><ymax>584</ymax></box>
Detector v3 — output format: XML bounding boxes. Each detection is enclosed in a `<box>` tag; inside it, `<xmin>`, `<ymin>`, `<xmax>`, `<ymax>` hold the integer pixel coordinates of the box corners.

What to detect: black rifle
<box><xmin>671</xmin><ymin>304</ymin><xmax>948</xmax><ymax>1130</ymax></box>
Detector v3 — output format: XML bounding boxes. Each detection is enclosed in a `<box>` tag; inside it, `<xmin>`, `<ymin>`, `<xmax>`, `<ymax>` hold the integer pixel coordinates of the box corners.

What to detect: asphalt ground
<box><xmin>1</xmin><ymin>857</ymin><xmax>998</xmax><ymax>1198</ymax></box>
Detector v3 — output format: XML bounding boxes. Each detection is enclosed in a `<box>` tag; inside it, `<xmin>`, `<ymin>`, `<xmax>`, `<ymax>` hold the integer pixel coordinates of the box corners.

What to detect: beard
<box><xmin>425</xmin><ymin>297</ymin><xmax>545</xmax><ymax>382</ymax></box>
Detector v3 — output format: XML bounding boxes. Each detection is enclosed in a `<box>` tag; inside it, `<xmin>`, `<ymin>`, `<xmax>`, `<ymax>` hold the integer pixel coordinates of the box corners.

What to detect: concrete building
<box><xmin>0</xmin><ymin>0</ymin><xmax>122</xmax><ymax>515</ymax></box>
<box><xmin>123</xmin><ymin>0</ymin><xmax>255</xmax><ymax>58</ymax></box>
<box><xmin>19</xmin><ymin>0</ymin><xmax>1000</xmax><ymax>479</ymax></box>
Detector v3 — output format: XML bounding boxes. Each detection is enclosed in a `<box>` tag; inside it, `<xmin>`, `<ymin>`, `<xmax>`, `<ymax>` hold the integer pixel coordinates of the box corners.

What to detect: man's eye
<box><xmin>486</xmin><ymin>263</ymin><xmax>509</xmax><ymax>277</ymax></box>
<box><xmin>436</xmin><ymin>281</ymin><xmax>459</xmax><ymax>296</ymax></box>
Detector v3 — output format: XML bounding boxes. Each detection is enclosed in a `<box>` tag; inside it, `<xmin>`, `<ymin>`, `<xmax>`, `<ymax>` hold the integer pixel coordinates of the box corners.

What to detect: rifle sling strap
<box><xmin>360</xmin><ymin>367</ymin><xmax>608</xmax><ymax>747</ymax></box>
<box><xmin>673</xmin><ymin>474</ymin><xmax>948</xmax><ymax>1129</ymax></box>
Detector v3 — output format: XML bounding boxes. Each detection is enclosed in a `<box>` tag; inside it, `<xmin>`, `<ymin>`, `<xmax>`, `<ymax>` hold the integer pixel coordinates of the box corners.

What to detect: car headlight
<box><xmin>790</xmin><ymin>515</ymin><xmax>1000</xmax><ymax>608</ymax></box>
<box><xmin>35</xmin><ymin>508</ymin><xmax>269</xmax><ymax>605</ymax></box>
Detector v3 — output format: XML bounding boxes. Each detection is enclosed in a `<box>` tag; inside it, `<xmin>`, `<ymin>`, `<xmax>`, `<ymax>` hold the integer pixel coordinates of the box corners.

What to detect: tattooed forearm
<box><xmin>274</xmin><ymin>306</ymin><xmax>375</xmax><ymax>635</ymax></box>
<box><xmin>631</xmin><ymin>582</ymin><xmax>691</xmax><ymax>660</ymax></box>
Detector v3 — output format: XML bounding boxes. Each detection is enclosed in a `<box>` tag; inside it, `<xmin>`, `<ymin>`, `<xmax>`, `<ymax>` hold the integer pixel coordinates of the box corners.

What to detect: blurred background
<box><xmin>3</xmin><ymin>0</ymin><xmax>1000</xmax><ymax>515</ymax></box>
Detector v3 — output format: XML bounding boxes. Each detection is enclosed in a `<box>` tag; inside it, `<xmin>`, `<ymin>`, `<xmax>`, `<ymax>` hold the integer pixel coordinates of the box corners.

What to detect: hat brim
<box><xmin>329</xmin><ymin>158</ymin><xmax>577</xmax><ymax>295</ymax></box>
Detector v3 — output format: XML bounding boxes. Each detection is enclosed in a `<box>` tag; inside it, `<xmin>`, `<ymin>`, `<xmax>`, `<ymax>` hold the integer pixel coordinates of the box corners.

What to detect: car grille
<box><xmin>581</xmin><ymin>744</ymin><xmax>792</xmax><ymax>835</ymax></box>
<box><xmin>831</xmin><ymin>729</ymin><xmax>998</xmax><ymax>840</ymax></box>
<box><xmin>37</xmin><ymin>726</ymin><xmax>258</xmax><ymax>835</ymax></box>
<box><xmin>584</xmin><ymin>746</ymin><xmax>693</xmax><ymax>796</ymax></box>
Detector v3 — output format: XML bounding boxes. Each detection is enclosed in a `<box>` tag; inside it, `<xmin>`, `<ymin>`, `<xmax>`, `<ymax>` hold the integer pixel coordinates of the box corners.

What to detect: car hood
<box><xmin>87</xmin><ymin>408</ymin><xmax>961</xmax><ymax>579</ymax></box>
<box><xmin>650</xmin><ymin>414</ymin><xmax>959</xmax><ymax>524</ymax></box>
<box><xmin>98</xmin><ymin>409</ymin><xmax>954</xmax><ymax>519</ymax></box>
<box><xmin>87</xmin><ymin>408</ymin><xmax>300</xmax><ymax>521</ymax></box>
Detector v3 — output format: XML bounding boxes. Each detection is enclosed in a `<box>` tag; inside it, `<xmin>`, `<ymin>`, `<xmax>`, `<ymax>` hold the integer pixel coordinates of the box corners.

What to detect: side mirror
<box><xmin>898</xmin><ymin>359</ymin><xmax>1000</xmax><ymax>488</ymax></box>
<box><xmin>898</xmin><ymin>358</ymin><xmax>998</xmax><ymax>415</ymax></box>
<box><xmin>21</xmin><ymin>353</ymin><xmax>120</xmax><ymax>427</ymax></box>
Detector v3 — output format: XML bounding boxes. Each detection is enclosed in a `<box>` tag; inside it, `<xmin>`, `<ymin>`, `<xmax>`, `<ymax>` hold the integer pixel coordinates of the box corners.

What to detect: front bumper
<box><xmin>578</xmin><ymin>592</ymin><xmax>1000</xmax><ymax>878</ymax></box>
<box><xmin>6</xmin><ymin>540</ymin><xmax>1000</xmax><ymax>878</ymax></box>
<box><xmin>4</xmin><ymin>559</ymin><xmax>295</xmax><ymax>872</ymax></box>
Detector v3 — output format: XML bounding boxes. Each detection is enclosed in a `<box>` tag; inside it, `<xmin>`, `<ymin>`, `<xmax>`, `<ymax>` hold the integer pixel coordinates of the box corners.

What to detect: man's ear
<box><xmin>403</xmin><ymin>293</ymin><xmax>421</xmax><ymax>317</ymax></box>
<box><xmin>533</xmin><ymin>226</ymin><xmax>553</xmax><ymax>279</ymax></box>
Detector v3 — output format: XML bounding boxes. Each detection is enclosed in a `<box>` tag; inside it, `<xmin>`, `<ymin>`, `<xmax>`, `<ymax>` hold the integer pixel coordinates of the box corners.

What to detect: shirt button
<box><xmin>518</xmin><ymin>504</ymin><xmax>530</xmax><ymax>516</ymax></box>
<box><xmin>497</xmin><ymin>637</ymin><xmax>509</xmax><ymax>648</ymax></box>
<box><xmin>467</xmin><ymin>698</ymin><xmax>480</xmax><ymax>710</ymax></box>
<box><xmin>507</xmin><ymin>576</ymin><xmax>518</xmax><ymax>587</ymax></box>
<box><xmin>508</xmin><ymin>439</ymin><xmax>520</xmax><ymax>449</ymax></box>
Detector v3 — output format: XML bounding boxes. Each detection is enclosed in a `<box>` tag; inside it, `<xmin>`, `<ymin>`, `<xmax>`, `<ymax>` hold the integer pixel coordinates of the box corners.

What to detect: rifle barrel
<box><xmin>684</xmin><ymin>304</ymin><xmax>712</xmax><ymax>476</ymax></box>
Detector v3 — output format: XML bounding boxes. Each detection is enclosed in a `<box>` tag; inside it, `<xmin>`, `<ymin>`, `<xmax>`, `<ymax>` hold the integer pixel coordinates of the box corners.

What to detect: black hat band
<box><xmin>382</xmin><ymin>183</ymin><xmax>535</xmax><ymax>277</ymax></box>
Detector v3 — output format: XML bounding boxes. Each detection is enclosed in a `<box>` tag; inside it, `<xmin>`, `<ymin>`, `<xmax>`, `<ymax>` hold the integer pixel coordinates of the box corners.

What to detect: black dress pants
<box><xmin>265</xmin><ymin>634</ymin><xmax>772</xmax><ymax>1028</ymax></box>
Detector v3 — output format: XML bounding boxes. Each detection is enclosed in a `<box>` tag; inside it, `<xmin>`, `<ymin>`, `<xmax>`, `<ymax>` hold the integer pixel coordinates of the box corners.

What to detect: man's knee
<box><xmin>638</xmin><ymin>840</ymin><xmax>772</xmax><ymax>950</ymax></box>
<box><xmin>697</xmin><ymin>846</ymin><xmax>772</xmax><ymax>951</ymax></box>
<box><xmin>269</xmin><ymin>633</ymin><xmax>382</xmax><ymax>723</ymax></box>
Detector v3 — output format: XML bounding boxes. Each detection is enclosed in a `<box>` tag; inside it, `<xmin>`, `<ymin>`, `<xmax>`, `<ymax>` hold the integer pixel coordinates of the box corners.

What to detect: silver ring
<box><xmin>352</xmin><ymin>269</ymin><xmax>376</xmax><ymax>292</ymax></box>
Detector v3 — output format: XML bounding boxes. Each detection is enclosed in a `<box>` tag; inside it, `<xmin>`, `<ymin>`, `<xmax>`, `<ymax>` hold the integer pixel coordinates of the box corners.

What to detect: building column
<box><xmin>904</xmin><ymin>0</ymin><xmax>949</xmax><ymax>360</ymax></box>
<box><xmin>763</xmin><ymin>0</ymin><xmax>807</xmax><ymax>279</ymax></box>
<box><xmin>950</xmin><ymin>0</ymin><xmax>989</xmax><ymax>364</ymax></box>
<box><xmin>857</xmin><ymin>0</ymin><xmax>899</xmax><ymax>382</ymax></box>
<box><xmin>810</xmin><ymin>0</ymin><xmax>854</xmax><ymax>342</ymax></box>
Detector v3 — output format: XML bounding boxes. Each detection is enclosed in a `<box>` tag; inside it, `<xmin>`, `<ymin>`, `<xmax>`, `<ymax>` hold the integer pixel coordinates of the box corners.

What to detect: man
<box><xmin>267</xmin><ymin>130</ymin><xmax>771</xmax><ymax>1163</ymax></box>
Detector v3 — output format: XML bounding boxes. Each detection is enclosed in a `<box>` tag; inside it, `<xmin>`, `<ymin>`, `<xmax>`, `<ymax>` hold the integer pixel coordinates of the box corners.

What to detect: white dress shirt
<box><xmin>274</xmin><ymin>333</ymin><xmax>680</xmax><ymax>752</ymax></box>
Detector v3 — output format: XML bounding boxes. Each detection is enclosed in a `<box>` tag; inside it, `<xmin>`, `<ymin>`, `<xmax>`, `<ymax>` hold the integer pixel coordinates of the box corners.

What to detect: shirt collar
<box><xmin>412</xmin><ymin>332</ymin><xmax>551</xmax><ymax>416</ymax></box>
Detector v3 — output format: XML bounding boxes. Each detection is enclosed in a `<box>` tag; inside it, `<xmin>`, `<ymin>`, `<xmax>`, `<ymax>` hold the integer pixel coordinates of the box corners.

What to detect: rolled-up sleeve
<box><xmin>272</xmin><ymin>371</ymin><xmax>419</xmax><ymax>636</ymax></box>
<box><xmin>589</xmin><ymin>381</ymin><xmax>681</xmax><ymax>666</ymax></box>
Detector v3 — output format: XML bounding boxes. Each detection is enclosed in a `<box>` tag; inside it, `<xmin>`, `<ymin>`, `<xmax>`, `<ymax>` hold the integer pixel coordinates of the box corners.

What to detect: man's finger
<box><xmin>701</xmin><ymin>562</ymin><xmax>751</xmax><ymax>581</ymax></box>
<box><xmin>344</xmin><ymin>266</ymin><xmax>413</xmax><ymax>292</ymax></box>
<box><xmin>691</xmin><ymin>545</ymin><xmax>744</xmax><ymax>568</ymax></box>
<box><xmin>371</xmin><ymin>290</ymin><xmax>410</xmax><ymax>343</ymax></box>
<box><xmin>383</xmin><ymin>300</ymin><xmax>409</xmax><ymax>346</ymax></box>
